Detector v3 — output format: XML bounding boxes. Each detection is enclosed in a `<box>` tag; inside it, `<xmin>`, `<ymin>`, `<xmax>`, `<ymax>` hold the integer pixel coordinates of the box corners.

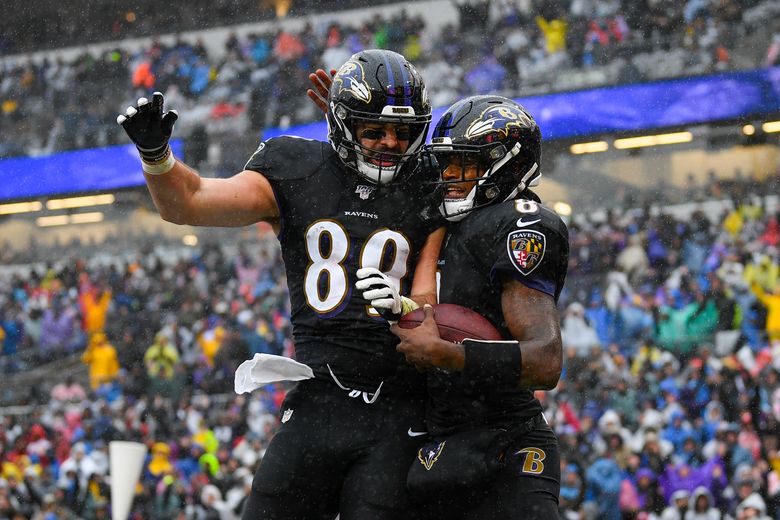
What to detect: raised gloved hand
<box><xmin>117</xmin><ymin>92</ymin><xmax>178</xmax><ymax>174</ymax></box>
<box><xmin>355</xmin><ymin>267</ymin><xmax>419</xmax><ymax>324</ymax></box>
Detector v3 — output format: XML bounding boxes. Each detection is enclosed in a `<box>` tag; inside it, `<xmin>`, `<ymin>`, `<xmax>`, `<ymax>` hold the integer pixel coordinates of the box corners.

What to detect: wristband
<box><xmin>461</xmin><ymin>339</ymin><xmax>522</xmax><ymax>390</ymax></box>
<box><xmin>141</xmin><ymin>146</ymin><xmax>176</xmax><ymax>175</ymax></box>
<box><xmin>138</xmin><ymin>143</ymin><xmax>171</xmax><ymax>163</ymax></box>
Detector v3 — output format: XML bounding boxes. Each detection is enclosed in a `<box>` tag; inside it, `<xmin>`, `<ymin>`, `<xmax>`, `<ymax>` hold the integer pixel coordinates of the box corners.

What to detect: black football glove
<box><xmin>116</xmin><ymin>92</ymin><xmax>178</xmax><ymax>163</ymax></box>
<box><xmin>416</xmin><ymin>150</ymin><xmax>440</xmax><ymax>184</ymax></box>
<box><xmin>355</xmin><ymin>267</ymin><xmax>418</xmax><ymax>324</ymax></box>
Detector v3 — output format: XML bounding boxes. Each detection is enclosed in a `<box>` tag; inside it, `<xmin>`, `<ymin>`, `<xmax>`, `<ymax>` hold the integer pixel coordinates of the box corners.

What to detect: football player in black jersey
<box><xmin>118</xmin><ymin>49</ymin><xmax>446</xmax><ymax>519</ymax></box>
<box><xmin>387</xmin><ymin>96</ymin><xmax>569</xmax><ymax>519</ymax></box>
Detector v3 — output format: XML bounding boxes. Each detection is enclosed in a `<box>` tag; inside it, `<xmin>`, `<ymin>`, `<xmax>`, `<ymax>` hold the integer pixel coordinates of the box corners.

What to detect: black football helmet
<box><xmin>326</xmin><ymin>49</ymin><xmax>431</xmax><ymax>185</ymax></box>
<box><xmin>425</xmin><ymin>95</ymin><xmax>542</xmax><ymax>221</ymax></box>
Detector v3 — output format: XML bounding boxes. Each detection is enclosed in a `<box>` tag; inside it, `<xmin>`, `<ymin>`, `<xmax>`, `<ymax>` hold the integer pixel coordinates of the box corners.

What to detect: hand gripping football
<box><xmin>398</xmin><ymin>303</ymin><xmax>502</xmax><ymax>343</ymax></box>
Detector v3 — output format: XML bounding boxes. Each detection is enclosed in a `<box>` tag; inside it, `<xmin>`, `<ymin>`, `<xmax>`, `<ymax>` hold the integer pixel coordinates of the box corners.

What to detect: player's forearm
<box><xmin>144</xmin><ymin>160</ymin><xmax>204</xmax><ymax>225</ymax></box>
<box><xmin>408</xmin><ymin>227</ymin><xmax>446</xmax><ymax>307</ymax></box>
<box><xmin>429</xmin><ymin>339</ymin><xmax>465</xmax><ymax>371</ymax></box>
<box><xmin>516</xmin><ymin>328</ymin><xmax>562</xmax><ymax>390</ymax></box>
<box><xmin>408</xmin><ymin>290</ymin><xmax>437</xmax><ymax>308</ymax></box>
<box><xmin>508</xmin><ymin>311</ymin><xmax>562</xmax><ymax>390</ymax></box>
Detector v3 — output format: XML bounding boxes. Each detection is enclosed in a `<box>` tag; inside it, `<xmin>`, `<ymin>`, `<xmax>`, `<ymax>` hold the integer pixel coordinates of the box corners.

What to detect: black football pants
<box><xmin>416</xmin><ymin>424</ymin><xmax>561</xmax><ymax>519</ymax></box>
<box><xmin>241</xmin><ymin>378</ymin><xmax>426</xmax><ymax>520</ymax></box>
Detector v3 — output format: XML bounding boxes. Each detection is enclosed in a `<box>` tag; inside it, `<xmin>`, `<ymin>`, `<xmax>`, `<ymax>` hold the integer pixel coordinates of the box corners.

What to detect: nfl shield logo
<box><xmin>281</xmin><ymin>409</ymin><xmax>293</xmax><ymax>423</ymax></box>
<box><xmin>507</xmin><ymin>229</ymin><xmax>546</xmax><ymax>275</ymax></box>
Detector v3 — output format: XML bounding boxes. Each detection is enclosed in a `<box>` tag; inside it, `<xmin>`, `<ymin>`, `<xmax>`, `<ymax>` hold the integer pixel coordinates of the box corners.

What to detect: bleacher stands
<box><xmin>1</xmin><ymin>0</ymin><xmax>778</xmax><ymax>165</ymax></box>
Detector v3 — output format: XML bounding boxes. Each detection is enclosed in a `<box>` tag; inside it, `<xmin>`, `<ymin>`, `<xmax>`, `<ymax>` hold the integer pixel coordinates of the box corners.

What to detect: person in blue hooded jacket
<box><xmin>584</xmin><ymin>454</ymin><xmax>622</xmax><ymax>520</ymax></box>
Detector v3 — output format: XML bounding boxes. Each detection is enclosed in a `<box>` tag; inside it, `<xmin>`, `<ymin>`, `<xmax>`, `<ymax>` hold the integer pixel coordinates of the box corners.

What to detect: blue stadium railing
<box><xmin>1</xmin><ymin>67</ymin><xmax>779</xmax><ymax>203</ymax></box>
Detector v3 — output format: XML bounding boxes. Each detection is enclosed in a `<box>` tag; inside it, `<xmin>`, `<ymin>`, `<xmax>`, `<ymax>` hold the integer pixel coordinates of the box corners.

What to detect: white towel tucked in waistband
<box><xmin>234</xmin><ymin>354</ymin><xmax>314</xmax><ymax>394</ymax></box>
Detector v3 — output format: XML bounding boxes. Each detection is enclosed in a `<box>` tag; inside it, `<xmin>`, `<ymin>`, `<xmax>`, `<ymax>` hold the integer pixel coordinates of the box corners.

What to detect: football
<box><xmin>398</xmin><ymin>303</ymin><xmax>503</xmax><ymax>343</ymax></box>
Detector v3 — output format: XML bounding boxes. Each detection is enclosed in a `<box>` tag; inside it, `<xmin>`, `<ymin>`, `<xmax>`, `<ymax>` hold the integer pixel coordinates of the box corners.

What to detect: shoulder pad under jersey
<box><xmin>244</xmin><ymin>136</ymin><xmax>334</xmax><ymax>181</ymax></box>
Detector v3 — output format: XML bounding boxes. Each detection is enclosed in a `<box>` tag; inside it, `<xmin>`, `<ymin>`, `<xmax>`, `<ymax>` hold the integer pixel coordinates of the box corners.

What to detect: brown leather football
<box><xmin>398</xmin><ymin>303</ymin><xmax>502</xmax><ymax>343</ymax></box>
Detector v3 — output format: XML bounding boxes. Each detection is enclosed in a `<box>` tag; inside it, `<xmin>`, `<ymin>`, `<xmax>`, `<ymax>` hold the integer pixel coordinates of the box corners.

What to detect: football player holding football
<box><xmin>390</xmin><ymin>96</ymin><xmax>569</xmax><ymax>519</ymax></box>
<box><xmin>118</xmin><ymin>49</ymin><xmax>445</xmax><ymax>519</ymax></box>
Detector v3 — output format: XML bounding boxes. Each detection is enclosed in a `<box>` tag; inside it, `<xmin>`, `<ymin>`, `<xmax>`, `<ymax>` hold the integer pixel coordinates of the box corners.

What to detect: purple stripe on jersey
<box><xmin>496</xmin><ymin>268</ymin><xmax>557</xmax><ymax>299</ymax></box>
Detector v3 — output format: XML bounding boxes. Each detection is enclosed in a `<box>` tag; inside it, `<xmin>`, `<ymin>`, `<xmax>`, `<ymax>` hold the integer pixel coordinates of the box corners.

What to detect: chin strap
<box><xmin>517</xmin><ymin>162</ymin><xmax>539</xmax><ymax>193</ymax></box>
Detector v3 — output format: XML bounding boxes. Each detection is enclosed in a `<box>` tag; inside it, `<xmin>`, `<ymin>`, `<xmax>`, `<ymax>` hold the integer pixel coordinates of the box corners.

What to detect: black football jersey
<box><xmin>427</xmin><ymin>197</ymin><xmax>569</xmax><ymax>434</ymax></box>
<box><xmin>244</xmin><ymin>136</ymin><xmax>440</xmax><ymax>391</ymax></box>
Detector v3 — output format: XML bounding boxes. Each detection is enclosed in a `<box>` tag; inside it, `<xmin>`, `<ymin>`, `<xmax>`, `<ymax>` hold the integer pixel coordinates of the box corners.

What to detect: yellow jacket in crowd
<box><xmin>81</xmin><ymin>333</ymin><xmax>120</xmax><ymax>390</ymax></box>
<box><xmin>751</xmin><ymin>282</ymin><xmax>780</xmax><ymax>340</ymax></box>
<box><xmin>81</xmin><ymin>289</ymin><xmax>112</xmax><ymax>335</ymax></box>
<box><xmin>144</xmin><ymin>333</ymin><xmax>180</xmax><ymax>379</ymax></box>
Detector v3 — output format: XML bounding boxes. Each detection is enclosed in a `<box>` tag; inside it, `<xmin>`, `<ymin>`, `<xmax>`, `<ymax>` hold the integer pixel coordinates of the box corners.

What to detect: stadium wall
<box><xmin>569</xmin><ymin>144</ymin><xmax>779</xmax><ymax>189</ymax></box>
<box><xmin>1</xmin><ymin>207</ymin><xmax>196</xmax><ymax>250</ymax></box>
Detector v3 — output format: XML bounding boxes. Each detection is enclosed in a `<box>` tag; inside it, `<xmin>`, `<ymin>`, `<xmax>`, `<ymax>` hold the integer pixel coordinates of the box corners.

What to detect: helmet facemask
<box><xmin>330</xmin><ymin>103</ymin><xmax>429</xmax><ymax>185</ymax></box>
<box><xmin>427</xmin><ymin>137</ymin><xmax>539</xmax><ymax>222</ymax></box>
<box><xmin>426</xmin><ymin>95</ymin><xmax>542</xmax><ymax>221</ymax></box>
<box><xmin>326</xmin><ymin>49</ymin><xmax>432</xmax><ymax>185</ymax></box>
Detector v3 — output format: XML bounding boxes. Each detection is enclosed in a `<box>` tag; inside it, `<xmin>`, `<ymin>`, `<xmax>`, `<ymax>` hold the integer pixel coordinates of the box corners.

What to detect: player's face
<box><xmin>354</xmin><ymin>122</ymin><xmax>411</xmax><ymax>167</ymax></box>
<box><xmin>441</xmin><ymin>155</ymin><xmax>484</xmax><ymax>200</ymax></box>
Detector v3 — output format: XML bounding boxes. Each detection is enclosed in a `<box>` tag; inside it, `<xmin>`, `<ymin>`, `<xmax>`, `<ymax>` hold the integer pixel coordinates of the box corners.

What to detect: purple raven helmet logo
<box><xmin>333</xmin><ymin>60</ymin><xmax>371</xmax><ymax>104</ymax></box>
<box><xmin>465</xmin><ymin>104</ymin><xmax>535</xmax><ymax>139</ymax></box>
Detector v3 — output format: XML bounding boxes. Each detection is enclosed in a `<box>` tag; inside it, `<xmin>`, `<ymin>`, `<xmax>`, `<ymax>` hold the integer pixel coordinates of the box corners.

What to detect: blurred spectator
<box><xmin>562</xmin><ymin>302</ymin><xmax>601</xmax><ymax>357</ymax></box>
<box><xmin>584</xmin><ymin>453</ymin><xmax>622</xmax><ymax>519</ymax></box>
<box><xmin>196</xmin><ymin>315</ymin><xmax>227</xmax><ymax>368</ymax></box>
<box><xmin>685</xmin><ymin>485</ymin><xmax>720</xmax><ymax>519</ymax></box>
<box><xmin>78</xmin><ymin>285</ymin><xmax>112</xmax><ymax>336</ymax></box>
<box><xmin>80</xmin><ymin>333</ymin><xmax>120</xmax><ymax>391</ymax></box>
<box><xmin>559</xmin><ymin>462</ymin><xmax>583</xmax><ymax>516</ymax></box>
<box><xmin>0</xmin><ymin>303</ymin><xmax>23</xmax><ymax>373</ymax></box>
<box><xmin>750</xmin><ymin>281</ymin><xmax>780</xmax><ymax>340</ymax></box>
<box><xmin>735</xmin><ymin>492</ymin><xmax>771</xmax><ymax>519</ymax></box>
<box><xmin>661</xmin><ymin>489</ymin><xmax>691</xmax><ymax>519</ymax></box>
<box><xmin>40</xmin><ymin>297</ymin><xmax>81</xmax><ymax>356</ymax></box>
<box><xmin>536</xmin><ymin>13</ymin><xmax>568</xmax><ymax>55</ymax></box>
<box><xmin>144</xmin><ymin>332</ymin><xmax>181</xmax><ymax>397</ymax></box>
<box><xmin>147</xmin><ymin>442</ymin><xmax>174</xmax><ymax>482</ymax></box>
<box><xmin>464</xmin><ymin>53</ymin><xmax>506</xmax><ymax>94</ymax></box>
<box><xmin>50</xmin><ymin>376</ymin><xmax>86</xmax><ymax>404</ymax></box>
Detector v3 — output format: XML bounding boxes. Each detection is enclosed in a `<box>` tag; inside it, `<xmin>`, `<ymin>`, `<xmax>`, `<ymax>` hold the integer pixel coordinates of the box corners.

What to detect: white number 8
<box><xmin>304</xmin><ymin>221</ymin><xmax>411</xmax><ymax>314</ymax></box>
<box><xmin>514</xmin><ymin>199</ymin><xmax>539</xmax><ymax>214</ymax></box>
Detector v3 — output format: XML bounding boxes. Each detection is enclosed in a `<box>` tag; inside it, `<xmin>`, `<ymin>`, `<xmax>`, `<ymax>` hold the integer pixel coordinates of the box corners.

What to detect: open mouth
<box><xmin>444</xmin><ymin>187</ymin><xmax>467</xmax><ymax>200</ymax></box>
<box><xmin>443</xmin><ymin>179</ymin><xmax>478</xmax><ymax>200</ymax></box>
<box><xmin>368</xmin><ymin>153</ymin><xmax>397</xmax><ymax>168</ymax></box>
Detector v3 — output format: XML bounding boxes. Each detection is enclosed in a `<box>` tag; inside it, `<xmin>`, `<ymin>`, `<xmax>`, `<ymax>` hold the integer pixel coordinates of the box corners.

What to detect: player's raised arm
<box><xmin>117</xmin><ymin>92</ymin><xmax>278</xmax><ymax>227</ymax></box>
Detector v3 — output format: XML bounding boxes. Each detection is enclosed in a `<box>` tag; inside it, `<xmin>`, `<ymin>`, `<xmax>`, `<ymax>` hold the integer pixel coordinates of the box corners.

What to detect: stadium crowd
<box><xmin>1</xmin><ymin>0</ymin><xmax>779</xmax><ymax>160</ymax></box>
<box><xmin>0</xmin><ymin>168</ymin><xmax>779</xmax><ymax>518</ymax></box>
<box><xmin>2</xmin><ymin>0</ymin><xmax>780</xmax><ymax>518</ymax></box>
<box><xmin>0</xmin><ymin>0</ymin><xmax>405</xmax><ymax>56</ymax></box>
